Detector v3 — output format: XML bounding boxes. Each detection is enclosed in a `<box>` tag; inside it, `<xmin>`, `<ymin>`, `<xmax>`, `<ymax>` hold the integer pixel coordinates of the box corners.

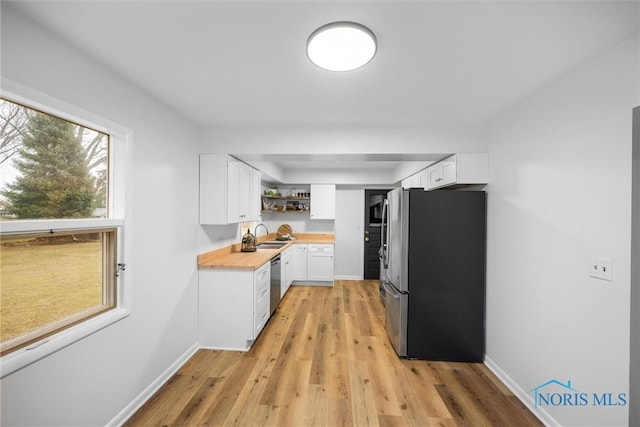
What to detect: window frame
<box><xmin>0</xmin><ymin>81</ymin><xmax>131</xmax><ymax>378</ymax></box>
<box><xmin>0</xmin><ymin>222</ymin><xmax>120</xmax><ymax>356</ymax></box>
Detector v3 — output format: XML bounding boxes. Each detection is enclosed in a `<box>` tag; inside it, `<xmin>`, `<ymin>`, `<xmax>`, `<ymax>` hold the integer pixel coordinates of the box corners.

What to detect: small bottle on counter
<box><xmin>241</xmin><ymin>228</ymin><xmax>257</xmax><ymax>252</ymax></box>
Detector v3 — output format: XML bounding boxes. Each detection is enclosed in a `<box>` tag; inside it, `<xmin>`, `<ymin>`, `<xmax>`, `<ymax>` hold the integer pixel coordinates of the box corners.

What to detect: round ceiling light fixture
<box><xmin>306</xmin><ymin>21</ymin><xmax>377</xmax><ymax>72</ymax></box>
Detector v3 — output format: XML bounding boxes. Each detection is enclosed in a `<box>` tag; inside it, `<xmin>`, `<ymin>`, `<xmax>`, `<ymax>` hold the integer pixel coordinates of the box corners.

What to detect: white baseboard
<box><xmin>484</xmin><ymin>355</ymin><xmax>559</xmax><ymax>427</ymax></box>
<box><xmin>291</xmin><ymin>280</ymin><xmax>334</xmax><ymax>287</ymax></box>
<box><xmin>107</xmin><ymin>342</ymin><xmax>199</xmax><ymax>426</ymax></box>
<box><xmin>333</xmin><ymin>275</ymin><xmax>363</xmax><ymax>280</ymax></box>
<box><xmin>199</xmin><ymin>344</ymin><xmax>249</xmax><ymax>352</ymax></box>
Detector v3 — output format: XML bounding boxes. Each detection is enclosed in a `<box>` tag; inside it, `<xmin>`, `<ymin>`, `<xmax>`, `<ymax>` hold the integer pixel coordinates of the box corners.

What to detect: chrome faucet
<box><xmin>254</xmin><ymin>223</ymin><xmax>269</xmax><ymax>240</ymax></box>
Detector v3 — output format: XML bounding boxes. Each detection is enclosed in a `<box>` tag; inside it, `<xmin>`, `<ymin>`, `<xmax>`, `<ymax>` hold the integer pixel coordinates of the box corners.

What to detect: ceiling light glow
<box><xmin>307</xmin><ymin>22</ymin><xmax>377</xmax><ymax>72</ymax></box>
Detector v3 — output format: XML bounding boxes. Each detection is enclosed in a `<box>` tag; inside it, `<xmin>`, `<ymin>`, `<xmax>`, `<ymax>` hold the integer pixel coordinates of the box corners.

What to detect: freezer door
<box><xmin>383</xmin><ymin>281</ymin><xmax>407</xmax><ymax>357</ymax></box>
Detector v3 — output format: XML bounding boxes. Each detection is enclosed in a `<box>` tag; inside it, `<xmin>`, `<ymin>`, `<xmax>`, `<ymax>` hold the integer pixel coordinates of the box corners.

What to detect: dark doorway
<box><xmin>364</xmin><ymin>189</ymin><xmax>391</xmax><ymax>280</ymax></box>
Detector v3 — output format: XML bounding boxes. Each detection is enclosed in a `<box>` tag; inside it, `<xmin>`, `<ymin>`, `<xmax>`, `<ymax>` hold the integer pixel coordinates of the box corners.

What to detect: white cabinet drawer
<box><xmin>253</xmin><ymin>261</ymin><xmax>271</xmax><ymax>339</ymax></box>
<box><xmin>254</xmin><ymin>262</ymin><xmax>270</xmax><ymax>300</ymax></box>
<box><xmin>254</xmin><ymin>296</ymin><xmax>270</xmax><ymax>338</ymax></box>
<box><xmin>255</xmin><ymin>276</ymin><xmax>270</xmax><ymax>308</ymax></box>
<box><xmin>308</xmin><ymin>244</ymin><xmax>334</xmax><ymax>254</ymax></box>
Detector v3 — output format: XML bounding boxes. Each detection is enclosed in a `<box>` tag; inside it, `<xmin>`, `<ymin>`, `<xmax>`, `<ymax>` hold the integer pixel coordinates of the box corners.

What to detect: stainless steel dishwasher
<box><xmin>270</xmin><ymin>254</ymin><xmax>282</xmax><ymax>314</ymax></box>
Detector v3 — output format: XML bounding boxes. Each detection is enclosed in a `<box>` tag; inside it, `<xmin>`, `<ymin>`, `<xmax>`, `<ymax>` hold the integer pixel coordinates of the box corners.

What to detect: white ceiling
<box><xmin>7</xmin><ymin>0</ymin><xmax>639</xmax><ymax>181</ymax></box>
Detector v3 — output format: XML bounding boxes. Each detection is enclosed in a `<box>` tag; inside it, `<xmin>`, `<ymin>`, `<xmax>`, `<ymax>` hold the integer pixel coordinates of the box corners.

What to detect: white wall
<box><xmin>485</xmin><ymin>34</ymin><xmax>639</xmax><ymax>427</ymax></box>
<box><xmin>1</xmin><ymin>5</ymin><xmax>201</xmax><ymax>426</ymax></box>
<box><xmin>334</xmin><ymin>187</ymin><xmax>366</xmax><ymax>279</ymax></box>
<box><xmin>631</xmin><ymin>106</ymin><xmax>640</xmax><ymax>427</ymax></box>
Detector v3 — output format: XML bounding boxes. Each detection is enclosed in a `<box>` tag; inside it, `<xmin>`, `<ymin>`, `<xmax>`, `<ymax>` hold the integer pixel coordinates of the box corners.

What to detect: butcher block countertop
<box><xmin>198</xmin><ymin>233</ymin><xmax>335</xmax><ymax>270</ymax></box>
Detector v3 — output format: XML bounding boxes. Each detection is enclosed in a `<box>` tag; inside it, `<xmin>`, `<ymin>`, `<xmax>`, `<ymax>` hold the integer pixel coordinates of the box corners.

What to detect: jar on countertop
<box><xmin>241</xmin><ymin>228</ymin><xmax>257</xmax><ymax>252</ymax></box>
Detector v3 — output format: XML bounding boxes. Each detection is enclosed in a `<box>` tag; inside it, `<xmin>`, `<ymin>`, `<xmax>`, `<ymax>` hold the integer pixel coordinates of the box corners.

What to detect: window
<box><xmin>0</xmin><ymin>96</ymin><xmax>126</xmax><ymax>360</ymax></box>
<box><xmin>0</xmin><ymin>228</ymin><xmax>118</xmax><ymax>355</ymax></box>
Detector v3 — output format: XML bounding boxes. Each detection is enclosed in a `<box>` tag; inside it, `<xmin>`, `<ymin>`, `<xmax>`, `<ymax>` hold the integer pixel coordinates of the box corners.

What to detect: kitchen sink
<box><xmin>257</xmin><ymin>242</ymin><xmax>287</xmax><ymax>249</ymax></box>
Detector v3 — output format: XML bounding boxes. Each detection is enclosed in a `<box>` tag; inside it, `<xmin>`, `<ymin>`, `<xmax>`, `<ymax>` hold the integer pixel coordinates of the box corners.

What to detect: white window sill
<box><xmin>0</xmin><ymin>308</ymin><xmax>130</xmax><ymax>378</ymax></box>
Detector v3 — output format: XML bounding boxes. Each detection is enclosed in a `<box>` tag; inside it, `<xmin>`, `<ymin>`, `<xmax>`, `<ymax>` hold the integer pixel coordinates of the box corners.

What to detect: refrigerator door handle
<box><xmin>382</xmin><ymin>280</ymin><xmax>399</xmax><ymax>298</ymax></box>
<box><xmin>381</xmin><ymin>198</ymin><xmax>389</xmax><ymax>269</ymax></box>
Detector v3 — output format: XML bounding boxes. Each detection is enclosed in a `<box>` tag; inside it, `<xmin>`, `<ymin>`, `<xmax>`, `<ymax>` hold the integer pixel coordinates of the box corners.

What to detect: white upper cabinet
<box><xmin>199</xmin><ymin>154</ymin><xmax>261</xmax><ymax>225</ymax></box>
<box><xmin>226</xmin><ymin>158</ymin><xmax>246</xmax><ymax>223</ymax></box>
<box><xmin>426</xmin><ymin>153</ymin><xmax>488</xmax><ymax>190</ymax></box>
<box><xmin>249</xmin><ymin>167</ymin><xmax>262</xmax><ymax>220</ymax></box>
<box><xmin>402</xmin><ymin>169</ymin><xmax>428</xmax><ymax>189</ymax></box>
<box><xmin>309</xmin><ymin>184</ymin><xmax>336</xmax><ymax>220</ymax></box>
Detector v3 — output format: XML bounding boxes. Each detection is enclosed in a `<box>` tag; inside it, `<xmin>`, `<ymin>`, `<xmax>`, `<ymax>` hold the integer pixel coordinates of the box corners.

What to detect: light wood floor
<box><xmin>125</xmin><ymin>280</ymin><xmax>542</xmax><ymax>426</ymax></box>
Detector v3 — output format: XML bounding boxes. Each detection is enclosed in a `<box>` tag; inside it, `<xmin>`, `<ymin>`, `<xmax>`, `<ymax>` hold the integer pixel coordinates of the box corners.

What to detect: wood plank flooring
<box><xmin>125</xmin><ymin>280</ymin><xmax>542</xmax><ymax>427</ymax></box>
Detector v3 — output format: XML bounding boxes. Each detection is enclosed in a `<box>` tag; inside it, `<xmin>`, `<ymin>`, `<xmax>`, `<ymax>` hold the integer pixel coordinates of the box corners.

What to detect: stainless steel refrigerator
<box><xmin>381</xmin><ymin>188</ymin><xmax>486</xmax><ymax>361</ymax></box>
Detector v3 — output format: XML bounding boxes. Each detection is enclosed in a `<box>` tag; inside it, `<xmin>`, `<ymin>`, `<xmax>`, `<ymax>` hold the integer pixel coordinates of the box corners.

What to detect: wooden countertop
<box><xmin>198</xmin><ymin>233</ymin><xmax>335</xmax><ymax>270</ymax></box>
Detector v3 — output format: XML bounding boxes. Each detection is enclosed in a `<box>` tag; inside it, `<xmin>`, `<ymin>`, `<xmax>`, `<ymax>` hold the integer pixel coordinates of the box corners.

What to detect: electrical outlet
<box><xmin>590</xmin><ymin>256</ymin><xmax>613</xmax><ymax>281</ymax></box>
<box><xmin>590</xmin><ymin>257</ymin><xmax>600</xmax><ymax>279</ymax></box>
<box><xmin>599</xmin><ymin>257</ymin><xmax>613</xmax><ymax>281</ymax></box>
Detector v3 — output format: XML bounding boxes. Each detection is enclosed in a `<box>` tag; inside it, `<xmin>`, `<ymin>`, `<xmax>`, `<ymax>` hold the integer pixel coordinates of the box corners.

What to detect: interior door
<box><xmin>363</xmin><ymin>189</ymin><xmax>391</xmax><ymax>279</ymax></box>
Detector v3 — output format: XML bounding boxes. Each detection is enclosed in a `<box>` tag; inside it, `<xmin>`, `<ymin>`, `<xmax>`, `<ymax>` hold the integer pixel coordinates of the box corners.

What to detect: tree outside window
<box><xmin>1</xmin><ymin>99</ymin><xmax>108</xmax><ymax>219</ymax></box>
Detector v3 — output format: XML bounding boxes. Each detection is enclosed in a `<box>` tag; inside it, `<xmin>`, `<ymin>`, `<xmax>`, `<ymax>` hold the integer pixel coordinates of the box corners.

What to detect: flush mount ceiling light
<box><xmin>306</xmin><ymin>21</ymin><xmax>377</xmax><ymax>72</ymax></box>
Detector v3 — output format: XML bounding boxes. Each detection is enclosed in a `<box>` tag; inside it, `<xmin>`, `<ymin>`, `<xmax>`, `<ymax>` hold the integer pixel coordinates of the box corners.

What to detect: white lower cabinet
<box><xmin>281</xmin><ymin>246</ymin><xmax>293</xmax><ymax>298</ymax></box>
<box><xmin>291</xmin><ymin>243</ymin><xmax>334</xmax><ymax>284</ymax></box>
<box><xmin>307</xmin><ymin>244</ymin><xmax>334</xmax><ymax>282</ymax></box>
<box><xmin>198</xmin><ymin>261</ymin><xmax>270</xmax><ymax>351</ymax></box>
<box><xmin>292</xmin><ymin>244</ymin><xmax>308</xmax><ymax>281</ymax></box>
